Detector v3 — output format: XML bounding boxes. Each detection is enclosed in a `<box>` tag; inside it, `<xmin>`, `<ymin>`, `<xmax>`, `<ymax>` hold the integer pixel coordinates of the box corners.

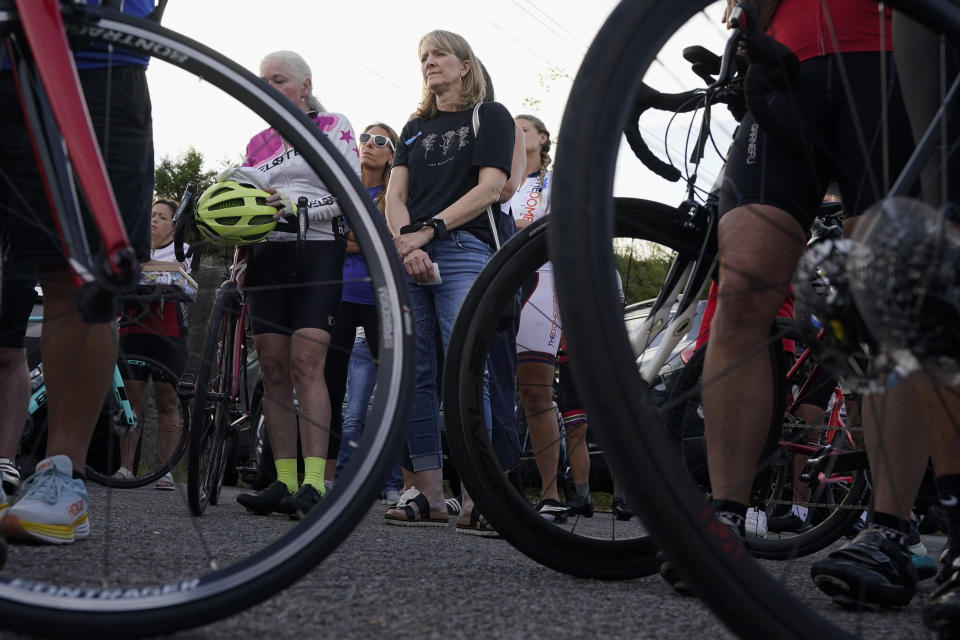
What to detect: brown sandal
<box><xmin>384</xmin><ymin>492</ymin><xmax>449</xmax><ymax>527</ymax></box>
<box><xmin>456</xmin><ymin>507</ymin><xmax>500</xmax><ymax>538</ymax></box>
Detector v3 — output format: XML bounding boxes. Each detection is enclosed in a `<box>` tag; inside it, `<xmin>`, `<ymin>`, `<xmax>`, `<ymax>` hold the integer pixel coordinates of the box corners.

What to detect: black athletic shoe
<box><xmin>810</xmin><ymin>527</ymin><xmax>917</xmax><ymax>608</ymax></box>
<box><xmin>612</xmin><ymin>496</ymin><xmax>634</xmax><ymax>521</ymax></box>
<box><xmin>565</xmin><ymin>494</ymin><xmax>594</xmax><ymax>518</ymax></box>
<box><xmin>924</xmin><ymin>557</ymin><xmax>960</xmax><ymax>637</ymax></box>
<box><xmin>658</xmin><ymin>513</ymin><xmax>742</xmax><ymax>597</ymax></box>
<box><xmin>237</xmin><ymin>480</ymin><xmax>292</xmax><ymax>515</ymax></box>
<box><xmin>657</xmin><ymin>551</ymin><xmax>695</xmax><ymax>597</ymax></box>
<box><xmin>279</xmin><ymin>484</ymin><xmax>322</xmax><ymax>520</ymax></box>
<box><xmin>534</xmin><ymin>499</ymin><xmax>568</xmax><ymax>523</ymax></box>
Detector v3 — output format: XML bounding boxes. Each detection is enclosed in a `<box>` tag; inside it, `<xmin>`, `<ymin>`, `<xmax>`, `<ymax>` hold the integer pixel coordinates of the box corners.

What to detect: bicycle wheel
<box><xmin>659</xmin><ymin>337</ymin><xmax>870</xmax><ymax>560</ymax></box>
<box><xmin>20</xmin><ymin>353</ymin><xmax>189</xmax><ymax>490</ymax></box>
<box><xmin>84</xmin><ymin>353</ymin><xmax>189</xmax><ymax>489</ymax></box>
<box><xmin>187</xmin><ymin>282</ymin><xmax>240</xmax><ymax>516</ymax></box>
<box><xmin>551</xmin><ymin>0</ymin><xmax>958</xmax><ymax>638</ymax></box>
<box><xmin>0</xmin><ymin>7</ymin><xmax>414</xmax><ymax>638</ymax></box>
<box><xmin>444</xmin><ymin>201</ymin><xmax>701</xmax><ymax>580</ymax></box>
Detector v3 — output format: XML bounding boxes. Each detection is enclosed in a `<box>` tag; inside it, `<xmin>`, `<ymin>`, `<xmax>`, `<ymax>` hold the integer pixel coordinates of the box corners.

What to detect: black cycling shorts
<box><xmin>119</xmin><ymin>333</ymin><xmax>188</xmax><ymax>383</ymax></box>
<box><xmin>720</xmin><ymin>52</ymin><xmax>915</xmax><ymax>231</ymax></box>
<box><xmin>0</xmin><ymin>65</ymin><xmax>152</xmax><ymax>265</ymax></box>
<box><xmin>0</xmin><ymin>261</ymin><xmax>38</xmax><ymax>349</ymax></box>
<box><xmin>245</xmin><ymin>240</ymin><xmax>346</xmax><ymax>336</ymax></box>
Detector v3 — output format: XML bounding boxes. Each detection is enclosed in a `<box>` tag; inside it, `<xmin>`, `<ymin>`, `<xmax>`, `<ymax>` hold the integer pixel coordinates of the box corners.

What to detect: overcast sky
<box><xmin>149</xmin><ymin>0</ymin><xmax>729</xmax><ymax>202</ymax></box>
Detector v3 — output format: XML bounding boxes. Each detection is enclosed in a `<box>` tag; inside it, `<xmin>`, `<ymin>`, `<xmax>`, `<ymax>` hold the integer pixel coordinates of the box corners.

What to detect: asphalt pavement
<box><xmin>0</xmin><ymin>484</ymin><xmax>945</xmax><ymax>639</ymax></box>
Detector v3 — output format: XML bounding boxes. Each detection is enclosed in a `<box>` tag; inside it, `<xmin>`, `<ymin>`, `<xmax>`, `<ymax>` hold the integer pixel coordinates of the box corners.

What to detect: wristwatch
<box><xmin>426</xmin><ymin>217</ymin><xmax>449</xmax><ymax>241</ymax></box>
<box><xmin>399</xmin><ymin>220</ymin><xmax>427</xmax><ymax>234</ymax></box>
<box><xmin>399</xmin><ymin>218</ymin><xmax>449</xmax><ymax>241</ymax></box>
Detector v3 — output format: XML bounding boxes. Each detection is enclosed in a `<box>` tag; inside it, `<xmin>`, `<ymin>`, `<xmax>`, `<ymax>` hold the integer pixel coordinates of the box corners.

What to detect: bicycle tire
<box><xmin>445</xmin><ymin>203</ymin><xmax>690</xmax><ymax>581</ymax></box>
<box><xmin>550</xmin><ymin>0</ymin><xmax>850</xmax><ymax>637</ymax></box>
<box><xmin>0</xmin><ymin>7</ymin><xmax>414</xmax><ymax>638</ymax></box>
<box><xmin>85</xmin><ymin>353</ymin><xmax>189</xmax><ymax>489</ymax></box>
<box><xmin>551</xmin><ymin>0</ymin><xmax>960</xmax><ymax>637</ymax></box>
<box><xmin>660</xmin><ymin>338</ymin><xmax>870</xmax><ymax>560</ymax></box>
<box><xmin>187</xmin><ymin>282</ymin><xmax>237</xmax><ymax>516</ymax></box>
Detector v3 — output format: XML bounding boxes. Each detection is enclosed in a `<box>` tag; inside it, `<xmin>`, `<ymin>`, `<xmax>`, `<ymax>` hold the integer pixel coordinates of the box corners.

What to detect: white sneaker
<box><xmin>112</xmin><ymin>466</ymin><xmax>134</xmax><ymax>481</ymax></box>
<box><xmin>382</xmin><ymin>487</ymin><xmax>401</xmax><ymax>505</ymax></box>
<box><xmin>0</xmin><ymin>482</ymin><xmax>8</xmax><ymax>516</ymax></box>
<box><xmin>1</xmin><ymin>455</ymin><xmax>89</xmax><ymax>544</ymax></box>
<box><xmin>0</xmin><ymin>458</ymin><xmax>20</xmax><ymax>495</ymax></box>
<box><xmin>746</xmin><ymin>507</ymin><xmax>768</xmax><ymax>539</ymax></box>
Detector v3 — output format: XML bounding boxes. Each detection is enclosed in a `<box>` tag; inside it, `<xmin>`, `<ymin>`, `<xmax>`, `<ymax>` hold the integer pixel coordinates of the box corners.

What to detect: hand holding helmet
<box><xmin>194</xmin><ymin>179</ymin><xmax>279</xmax><ymax>247</ymax></box>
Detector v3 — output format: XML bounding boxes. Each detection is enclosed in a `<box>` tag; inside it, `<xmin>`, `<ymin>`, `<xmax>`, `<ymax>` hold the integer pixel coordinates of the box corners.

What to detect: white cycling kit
<box><xmin>509</xmin><ymin>170</ymin><xmax>560</xmax><ymax>364</ymax></box>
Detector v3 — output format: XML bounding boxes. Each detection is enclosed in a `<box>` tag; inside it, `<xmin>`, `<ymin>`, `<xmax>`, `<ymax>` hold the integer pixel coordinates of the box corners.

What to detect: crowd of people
<box><xmin>0</xmin><ymin>0</ymin><xmax>958</xmax><ymax>635</ymax></box>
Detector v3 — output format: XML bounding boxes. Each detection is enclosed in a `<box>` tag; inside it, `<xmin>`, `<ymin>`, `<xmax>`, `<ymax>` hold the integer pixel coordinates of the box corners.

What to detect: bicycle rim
<box><xmin>552</xmin><ymin>0</ymin><xmax>960</xmax><ymax>637</ymax></box>
<box><xmin>187</xmin><ymin>283</ymin><xmax>234</xmax><ymax>516</ymax></box>
<box><xmin>0</xmin><ymin>6</ymin><xmax>413</xmax><ymax>637</ymax></box>
<box><xmin>84</xmin><ymin>353</ymin><xmax>189</xmax><ymax>489</ymax></box>
<box><xmin>443</xmin><ymin>211</ymin><xmax>663</xmax><ymax>581</ymax></box>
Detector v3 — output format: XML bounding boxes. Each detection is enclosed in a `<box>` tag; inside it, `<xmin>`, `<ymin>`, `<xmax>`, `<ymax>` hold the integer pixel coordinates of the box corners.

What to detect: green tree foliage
<box><xmin>154</xmin><ymin>146</ymin><xmax>217</xmax><ymax>204</ymax></box>
<box><xmin>615</xmin><ymin>241</ymin><xmax>673</xmax><ymax>305</ymax></box>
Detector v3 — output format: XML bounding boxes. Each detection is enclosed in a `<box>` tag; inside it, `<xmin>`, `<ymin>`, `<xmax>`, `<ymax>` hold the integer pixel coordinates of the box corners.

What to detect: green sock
<box><xmin>304</xmin><ymin>457</ymin><xmax>326</xmax><ymax>495</ymax></box>
<box><xmin>275</xmin><ymin>458</ymin><xmax>298</xmax><ymax>493</ymax></box>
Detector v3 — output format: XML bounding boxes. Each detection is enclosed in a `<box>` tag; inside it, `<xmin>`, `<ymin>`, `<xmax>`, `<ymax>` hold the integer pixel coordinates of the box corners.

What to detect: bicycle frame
<box><xmin>25</xmin><ymin>315</ymin><xmax>136</xmax><ymax>427</ymax></box>
<box><xmin>5</xmin><ymin>0</ymin><xmax>137</xmax><ymax>289</ymax></box>
<box><xmin>220</xmin><ymin>247</ymin><xmax>252</xmax><ymax>425</ymax></box>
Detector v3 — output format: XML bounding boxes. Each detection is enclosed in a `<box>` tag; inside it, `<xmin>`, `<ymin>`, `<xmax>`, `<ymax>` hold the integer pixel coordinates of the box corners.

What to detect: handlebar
<box><xmin>173</xmin><ymin>180</ymin><xmax>196</xmax><ymax>263</ymax></box>
<box><xmin>626</xmin><ymin>2</ymin><xmax>802</xmax><ymax>183</ymax></box>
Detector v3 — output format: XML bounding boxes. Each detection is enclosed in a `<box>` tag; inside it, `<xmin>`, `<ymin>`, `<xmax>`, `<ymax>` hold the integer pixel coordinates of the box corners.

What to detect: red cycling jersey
<box><xmin>768</xmin><ymin>0</ymin><xmax>893</xmax><ymax>62</ymax></box>
<box><xmin>695</xmin><ymin>281</ymin><xmax>796</xmax><ymax>354</ymax></box>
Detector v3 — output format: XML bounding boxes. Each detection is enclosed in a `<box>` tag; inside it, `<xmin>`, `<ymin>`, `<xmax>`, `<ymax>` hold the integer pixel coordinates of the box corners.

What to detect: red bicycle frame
<box><xmin>12</xmin><ymin>0</ymin><xmax>136</xmax><ymax>287</ymax></box>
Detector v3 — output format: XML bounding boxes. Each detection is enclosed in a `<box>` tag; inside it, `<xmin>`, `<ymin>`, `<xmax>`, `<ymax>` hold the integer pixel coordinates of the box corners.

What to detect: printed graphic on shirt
<box><xmin>421</xmin><ymin>126</ymin><xmax>472</xmax><ymax>161</ymax></box>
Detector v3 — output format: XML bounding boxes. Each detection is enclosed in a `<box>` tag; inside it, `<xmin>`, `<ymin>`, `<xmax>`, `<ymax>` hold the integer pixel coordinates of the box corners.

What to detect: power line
<box><xmin>458</xmin><ymin>0</ymin><xmax>555</xmax><ymax>67</ymax></box>
<box><xmin>514</xmin><ymin>0</ymin><xmax>589</xmax><ymax>54</ymax></box>
<box><xmin>351</xmin><ymin>60</ymin><xmax>407</xmax><ymax>93</ymax></box>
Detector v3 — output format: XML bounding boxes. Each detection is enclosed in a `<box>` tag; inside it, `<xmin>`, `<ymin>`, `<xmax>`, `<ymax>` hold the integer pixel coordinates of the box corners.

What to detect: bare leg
<box><xmin>254</xmin><ymin>333</ymin><xmax>296</xmax><ymax>460</ymax></box>
<box><xmin>402</xmin><ymin>467</ymin><xmax>415</xmax><ymax>492</ymax></box>
<box><xmin>412</xmin><ymin>467</ymin><xmax>444</xmax><ymax>511</ymax></box>
<box><xmin>864</xmin><ymin>379</ymin><xmax>940</xmax><ymax>520</ymax></box>
<box><xmin>0</xmin><ymin>347</ymin><xmax>30</xmax><ymax>460</ymax></box>
<box><xmin>154</xmin><ymin>381</ymin><xmax>181</xmax><ymax>461</ymax></box>
<box><xmin>39</xmin><ymin>268</ymin><xmax>117</xmax><ymax>472</ymax></box>
<box><xmin>704</xmin><ymin>205</ymin><xmax>805</xmax><ymax>504</ymax></box>
<box><xmin>518</xmin><ymin>362</ymin><xmax>561</xmax><ymax>501</ymax></box>
<box><xmin>565</xmin><ymin>422</ymin><xmax>590</xmax><ymax>486</ymax></box>
<box><xmin>118</xmin><ymin>379</ymin><xmax>146</xmax><ymax>472</ymax></box>
<box><xmin>290</xmin><ymin>328</ymin><xmax>331</xmax><ymax>460</ymax></box>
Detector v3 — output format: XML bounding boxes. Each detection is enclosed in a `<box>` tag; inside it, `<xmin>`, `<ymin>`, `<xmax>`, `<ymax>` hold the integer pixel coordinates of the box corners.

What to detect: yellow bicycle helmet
<box><xmin>195</xmin><ymin>180</ymin><xmax>278</xmax><ymax>246</ymax></box>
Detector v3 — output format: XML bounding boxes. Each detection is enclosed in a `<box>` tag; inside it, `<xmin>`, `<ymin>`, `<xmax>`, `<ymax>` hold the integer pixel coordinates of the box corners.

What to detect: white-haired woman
<box><xmin>235</xmin><ymin>50</ymin><xmax>360</xmax><ymax>519</ymax></box>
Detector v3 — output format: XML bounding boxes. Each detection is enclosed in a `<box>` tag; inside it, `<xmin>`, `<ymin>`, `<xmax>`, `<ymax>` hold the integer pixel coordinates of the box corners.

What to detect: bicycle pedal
<box><xmin>237</xmin><ymin>460</ymin><xmax>260</xmax><ymax>484</ymax></box>
<box><xmin>177</xmin><ymin>373</ymin><xmax>197</xmax><ymax>399</ymax></box>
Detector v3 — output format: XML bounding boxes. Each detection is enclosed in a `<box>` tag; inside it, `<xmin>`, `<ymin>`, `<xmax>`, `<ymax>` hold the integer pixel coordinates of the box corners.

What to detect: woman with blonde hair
<box><xmin>384</xmin><ymin>30</ymin><xmax>515</xmax><ymax>531</ymax></box>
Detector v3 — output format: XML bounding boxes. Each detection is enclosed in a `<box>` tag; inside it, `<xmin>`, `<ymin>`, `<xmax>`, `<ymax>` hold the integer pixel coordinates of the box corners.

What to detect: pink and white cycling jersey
<box><xmin>243</xmin><ymin>111</ymin><xmax>361</xmax><ymax>241</ymax></box>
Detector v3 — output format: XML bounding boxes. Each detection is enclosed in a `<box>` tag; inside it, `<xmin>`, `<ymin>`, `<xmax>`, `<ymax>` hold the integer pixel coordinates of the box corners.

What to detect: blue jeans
<box><xmin>335</xmin><ymin>336</ymin><xmax>402</xmax><ymax>490</ymax></box>
<box><xmin>405</xmin><ymin>231</ymin><xmax>492</xmax><ymax>471</ymax></box>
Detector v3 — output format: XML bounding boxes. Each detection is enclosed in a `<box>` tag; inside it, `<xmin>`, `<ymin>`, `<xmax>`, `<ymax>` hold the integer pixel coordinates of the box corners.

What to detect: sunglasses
<box><xmin>359</xmin><ymin>132</ymin><xmax>395</xmax><ymax>151</ymax></box>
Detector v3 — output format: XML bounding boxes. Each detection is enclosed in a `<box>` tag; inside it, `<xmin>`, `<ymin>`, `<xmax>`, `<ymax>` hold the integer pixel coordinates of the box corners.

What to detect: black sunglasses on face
<box><xmin>359</xmin><ymin>132</ymin><xmax>395</xmax><ymax>151</ymax></box>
